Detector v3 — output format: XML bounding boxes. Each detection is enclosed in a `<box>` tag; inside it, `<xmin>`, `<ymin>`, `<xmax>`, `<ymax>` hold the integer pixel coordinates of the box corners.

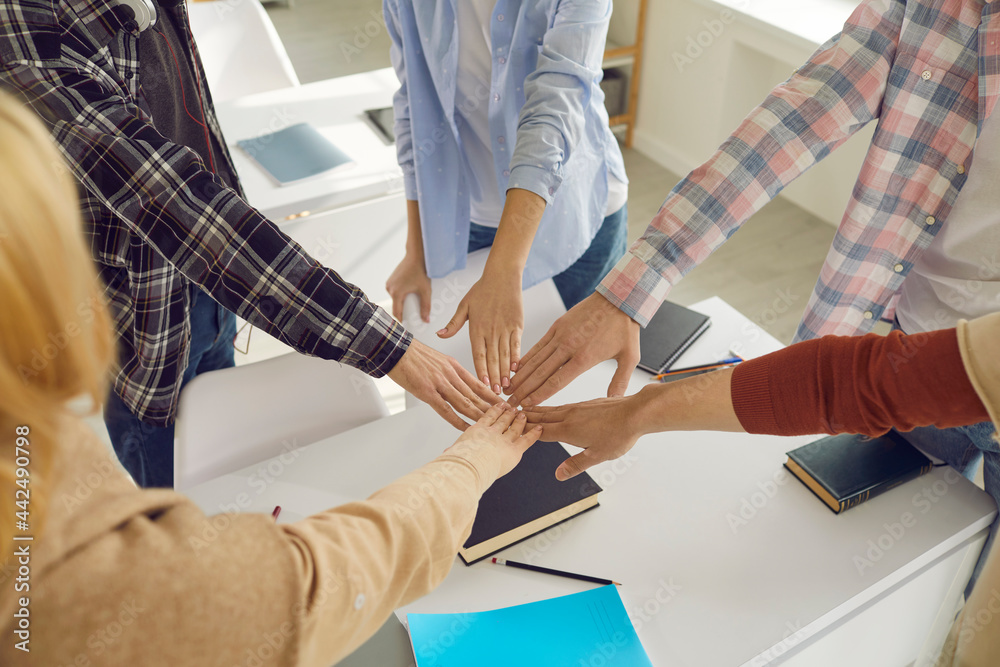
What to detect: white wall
<box><xmin>629</xmin><ymin>0</ymin><xmax>875</xmax><ymax>227</ymax></box>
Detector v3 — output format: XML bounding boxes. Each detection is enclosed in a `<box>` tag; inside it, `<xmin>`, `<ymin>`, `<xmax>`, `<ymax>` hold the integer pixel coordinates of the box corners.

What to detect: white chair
<box><xmin>187</xmin><ymin>0</ymin><xmax>300</xmax><ymax>104</ymax></box>
<box><xmin>174</xmin><ymin>352</ymin><xmax>389</xmax><ymax>489</ymax></box>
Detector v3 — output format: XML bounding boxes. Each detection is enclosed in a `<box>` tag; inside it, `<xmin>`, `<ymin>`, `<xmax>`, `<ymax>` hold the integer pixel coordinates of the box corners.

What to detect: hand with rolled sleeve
<box><xmin>507</xmin><ymin>292</ymin><xmax>641</xmax><ymax>407</ymax></box>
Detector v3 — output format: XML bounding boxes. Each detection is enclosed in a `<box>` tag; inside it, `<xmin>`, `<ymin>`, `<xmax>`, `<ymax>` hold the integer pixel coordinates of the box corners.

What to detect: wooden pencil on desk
<box><xmin>491</xmin><ymin>558</ymin><xmax>621</xmax><ymax>586</ymax></box>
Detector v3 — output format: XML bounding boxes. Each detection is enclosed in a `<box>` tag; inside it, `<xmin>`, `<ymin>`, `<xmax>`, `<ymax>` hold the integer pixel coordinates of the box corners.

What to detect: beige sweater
<box><xmin>937</xmin><ymin>313</ymin><xmax>1000</xmax><ymax>667</ymax></box>
<box><xmin>0</xmin><ymin>420</ymin><xmax>501</xmax><ymax>666</ymax></box>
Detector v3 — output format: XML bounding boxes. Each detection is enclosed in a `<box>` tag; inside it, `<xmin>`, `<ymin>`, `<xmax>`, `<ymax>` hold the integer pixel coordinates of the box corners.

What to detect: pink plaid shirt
<box><xmin>598</xmin><ymin>0</ymin><xmax>1000</xmax><ymax>341</ymax></box>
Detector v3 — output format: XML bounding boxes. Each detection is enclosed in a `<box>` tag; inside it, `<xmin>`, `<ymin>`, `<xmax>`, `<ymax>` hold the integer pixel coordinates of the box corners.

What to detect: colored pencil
<box><xmin>491</xmin><ymin>558</ymin><xmax>620</xmax><ymax>586</ymax></box>
<box><xmin>652</xmin><ymin>356</ymin><xmax>743</xmax><ymax>381</ymax></box>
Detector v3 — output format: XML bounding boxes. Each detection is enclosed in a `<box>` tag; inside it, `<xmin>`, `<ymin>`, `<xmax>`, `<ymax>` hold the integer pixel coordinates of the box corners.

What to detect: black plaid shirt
<box><xmin>0</xmin><ymin>0</ymin><xmax>410</xmax><ymax>425</ymax></box>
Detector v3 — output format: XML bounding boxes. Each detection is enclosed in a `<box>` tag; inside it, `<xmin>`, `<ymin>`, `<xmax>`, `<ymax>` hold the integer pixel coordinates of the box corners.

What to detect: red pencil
<box><xmin>271</xmin><ymin>505</ymin><xmax>282</xmax><ymax>522</ymax></box>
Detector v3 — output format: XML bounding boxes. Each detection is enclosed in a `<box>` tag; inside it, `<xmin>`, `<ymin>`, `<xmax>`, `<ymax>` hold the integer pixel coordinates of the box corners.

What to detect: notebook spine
<box><xmin>837</xmin><ymin>463</ymin><xmax>934</xmax><ymax>513</ymax></box>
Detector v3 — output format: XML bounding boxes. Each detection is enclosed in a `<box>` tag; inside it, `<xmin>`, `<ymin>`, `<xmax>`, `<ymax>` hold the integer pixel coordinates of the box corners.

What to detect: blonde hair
<box><xmin>0</xmin><ymin>93</ymin><xmax>114</xmax><ymax>557</ymax></box>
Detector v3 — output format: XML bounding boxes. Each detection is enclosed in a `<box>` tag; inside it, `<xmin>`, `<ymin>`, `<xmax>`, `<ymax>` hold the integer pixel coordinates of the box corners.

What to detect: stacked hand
<box><xmin>446</xmin><ymin>402</ymin><xmax>542</xmax><ymax>478</ymax></box>
<box><xmin>506</xmin><ymin>293</ymin><xmax>641</xmax><ymax>407</ymax></box>
<box><xmin>437</xmin><ymin>269</ymin><xmax>523</xmax><ymax>395</ymax></box>
<box><xmin>522</xmin><ymin>396</ymin><xmax>641</xmax><ymax>480</ymax></box>
<box><xmin>387</xmin><ymin>339</ymin><xmax>502</xmax><ymax>430</ymax></box>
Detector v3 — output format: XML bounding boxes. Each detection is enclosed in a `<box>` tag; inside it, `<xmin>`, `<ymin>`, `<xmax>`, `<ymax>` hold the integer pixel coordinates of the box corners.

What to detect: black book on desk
<box><xmin>459</xmin><ymin>441</ymin><xmax>601</xmax><ymax>565</ymax></box>
<box><xmin>636</xmin><ymin>300</ymin><xmax>712</xmax><ymax>374</ymax></box>
<box><xmin>784</xmin><ymin>431</ymin><xmax>934</xmax><ymax>514</ymax></box>
<box><xmin>237</xmin><ymin>122</ymin><xmax>353</xmax><ymax>186</ymax></box>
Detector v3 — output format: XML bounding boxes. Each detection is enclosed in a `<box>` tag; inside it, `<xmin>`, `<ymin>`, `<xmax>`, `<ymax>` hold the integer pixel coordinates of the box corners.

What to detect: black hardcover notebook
<box><xmin>637</xmin><ymin>301</ymin><xmax>712</xmax><ymax>374</ymax></box>
<box><xmin>460</xmin><ymin>441</ymin><xmax>601</xmax><ymax>565</ymax></box>
<box><xmin>784</xmin><ymin>431</ymin><xmax>934</xmax><ymax>514</ymax></box>
<box><xmin>237</xmin><ymin>122</ymin><xmax>353</xmax><ymax>185</ymax></box>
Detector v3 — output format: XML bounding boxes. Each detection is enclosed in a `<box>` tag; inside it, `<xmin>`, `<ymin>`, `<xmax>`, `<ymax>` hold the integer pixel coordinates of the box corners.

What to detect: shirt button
<box><xmin>863</xmin><ymin>311</ymin><xmax>874</xmax><ymax>320</ymax></box>
<box><xmin>893</xmin><ymin>263</ymin><xmax>904</xmax><ymax>273</ymax></box>
<box><xmin>502</xmin><ymin>169</ymin><xmax>510</xmax><ymax>176</ymax></box>
<box><xmin>921</xmin><ymin>70</ymin><xmax>933</xmax><ymax>80</ymax></box>
<box><xmin>548</xmin><ymin>186</ymin><xmax>555</xmax><ymax>195</ymax></box>
<box><xmin>354</xmin><ymin>594</ymin><xmax>366</xmax><ymax>610</ymax></box>
<box><xmin>497</xmin><ymin>136</ymin><xmax>505</xmax><ymax>144</ymax></box>
<box><xmin>925</xmin><ymin>215</ymin><xmax>936</xmax><ymax>225</ymax></box>
<box><xmin>957</xmin><ymin>164</ymin><xmax>966</xmax><ymax>174</ymax></box>
<box><xmin>497</xmin><ymin>14</ymin><xmax>504</xmax><ymax>21</ymax></box>
<box><xmin>493</xmin><ymin>93</ymin><xmax>500</xmax><ymax>102</ymax></box>
<box><xmin>124</xmin><ymin>71</ymin><xmax>134</xmax><ymax>80</ymax></box>
<box><xmin>498</xmin><ymin>56</ymin><xmax>506</xmax><ymax>64</ymax></box>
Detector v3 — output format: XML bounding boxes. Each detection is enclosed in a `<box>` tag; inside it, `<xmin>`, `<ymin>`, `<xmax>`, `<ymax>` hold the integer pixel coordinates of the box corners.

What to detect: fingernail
<box><xmin>482</xmin><ymin>375</ymin><xmax>489</xmax><ymax>386</ymax></box>
<box><xmin>501</xmin><ymin>376</ymin><xmax>510</xmax><ymax>388</ymax></box>
<box><xmin>511</xmin><ymin>362</ymin><xmax>518</xmax><ymax>372</ymax></box>
<box><xmin>493</xmin><ymin>383</ymin><xmax>501</xmax><ymax>393</ymax></box>
<box><xmin>436</xmin><ymin>328</ymin><xmax>447</xmax><ymax>335</ymax></box>
<box><xmin>522</xmin><ymin>397</ymin><xmax>533</xmax><ymax>407</ymax></box>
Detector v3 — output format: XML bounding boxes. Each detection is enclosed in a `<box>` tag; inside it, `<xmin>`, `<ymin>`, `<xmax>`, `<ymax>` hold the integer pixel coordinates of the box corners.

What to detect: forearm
<box><xmin>731</xmin><ymin>329</ymin><xmax>988</xmax><ymax>436</ymax></box>
<box><xmin>405</xmin><ymin>199</ymin><xmax>425</xmax><ymax>258</ymax></box>
<box><xmin>8</xmin><ymin>62</ymin><xmax>409</xmax><ymax>376</ymax></box>
<box><xmin>631</xmin><ymin>368</ymin><xmax>744</xmax><ymax>436</ymax></box>
<box><xmin>628</xmin><ymin>327</ymin><xmax>989</xmax><ymax>440</ymax></box>
<box><xmin>597</xmin><ymin>0</ymin><xmax>901</xmax><ymax>326</ymax></box>
<box><xmin>485</xmin><ymin>188</ymin><xmax>546</xmax><ymax>278</ymax></box>
<box><xmin>284</xmin><ymin>442</ymin><xmax>501</xmax><ymax>665</ymax></box>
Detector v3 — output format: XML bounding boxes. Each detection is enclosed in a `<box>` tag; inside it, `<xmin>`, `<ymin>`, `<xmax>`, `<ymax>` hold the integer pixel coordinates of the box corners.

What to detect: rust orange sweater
<box><xmin>731</xmin><ymin>328</ymin><xmax>989</xmax><ymax>436</ymax></box>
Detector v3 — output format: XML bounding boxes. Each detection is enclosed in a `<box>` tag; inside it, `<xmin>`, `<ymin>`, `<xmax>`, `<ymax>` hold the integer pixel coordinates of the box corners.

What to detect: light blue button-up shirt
<box><xmin>384</xmin><ymin>0</ymin><xmax>628</xmax><ymax>288</ymax></box>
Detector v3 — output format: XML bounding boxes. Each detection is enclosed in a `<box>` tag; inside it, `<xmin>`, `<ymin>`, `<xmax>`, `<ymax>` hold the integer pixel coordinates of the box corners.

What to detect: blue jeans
<box><xmin>103</xmin><ymin>288</ymin><xmax>237</xmax><ymax>488</ymax></box>
<box><xmin>468</xmin><ymin>205</ymin><xmax>629</xmax><ymax>309</ymax></box>
<box><xmin>891</xmin><ymin>321</ymin><xmax>999</xmax><ymax>594</ymax></box>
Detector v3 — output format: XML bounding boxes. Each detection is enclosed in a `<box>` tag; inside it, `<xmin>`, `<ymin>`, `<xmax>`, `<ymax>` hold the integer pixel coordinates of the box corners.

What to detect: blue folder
<box><xmin>237</xmin><ymin>122</ymin><xmax>352</xmax><ymax>185</ymax></box>
<box><xmin>407</xmin><ymin>585</ymin><xmax>652</xmax><ymax>666</ymax></box>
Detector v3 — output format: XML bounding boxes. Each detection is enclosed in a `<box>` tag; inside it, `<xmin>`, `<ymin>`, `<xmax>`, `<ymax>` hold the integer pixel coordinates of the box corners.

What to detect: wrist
<box><xmin>630</xmin><ymin>386</ymin><xmax>662</xmax><ymax>437</ymax></box>
<box><xmin>482</xmin><ymin>254</ymin><xmax>525</xmax><ymax>285</ymax></box>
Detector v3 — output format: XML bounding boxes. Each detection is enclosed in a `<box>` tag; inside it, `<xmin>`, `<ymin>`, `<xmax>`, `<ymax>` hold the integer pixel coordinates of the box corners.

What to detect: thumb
<box><xmin>419</xmin><ymin>285</ymin><xmax>432</xmax><ymax>323</ymax></box>
<box><xmin>606</xmin><ymin>358</ymin><xmax>634</xmax><ymax>398</ymax></box>
<box><xmin>437</xmin><ymin>301</ymin><xmax>469</xmax><ymax>338</ymax></box>
<box><xmin>390</xmin><ymin>290</ymin><xmax>405</xmax><ymax>323</ymax></box>
<box><xmin>555</xmin><ymin>450</ymin><xmax>596</xmax><ymax>482</ymax></box>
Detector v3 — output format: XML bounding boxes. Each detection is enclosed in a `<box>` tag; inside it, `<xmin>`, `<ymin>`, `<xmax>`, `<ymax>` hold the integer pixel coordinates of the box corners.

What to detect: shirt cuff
<box><xmin>342</xmin><ymin>305</ymin><xmax>412</xmax><ymax>378</ymax></box>
<box><xmin>507</xmin><ymin>164</ymin><xmax>561</xmax><ymax>205</ymax></box>
<box><xmin>437</xmin><ymin>439</ymin><xmax>504</xmax><ymax>497</ymax></box>
<box><xmin>595</xmin><ymin>250</ymin><xmax>672</xmax><ymax>328</ymax></box>
<box><xmin>403</xmin><ymin>167</ymin><xmax>418</xmax><ymax>201</ymax></box>
<box><xmin>730</xmin><ymin>356</ymin><xmax>783</xmax><ymax>435</ymax></box>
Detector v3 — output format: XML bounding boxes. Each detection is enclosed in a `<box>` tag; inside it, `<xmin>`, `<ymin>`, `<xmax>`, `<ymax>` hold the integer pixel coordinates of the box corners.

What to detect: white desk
<box><xmin>216</xmin><ymin>68</ymin><xmax>403</xmax><ymax>222</ymax></box>
<box><xmin>186</xmin><ymin>293</ymin><xmax>995</xmax><ymax>666</ymax></box>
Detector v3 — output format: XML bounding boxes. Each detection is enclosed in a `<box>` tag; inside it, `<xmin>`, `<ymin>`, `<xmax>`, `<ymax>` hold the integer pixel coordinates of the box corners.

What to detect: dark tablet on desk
<box><xmin>364</xmin><ymin>107</ymin><xmax>395</xmax><ymax>144</ymax></box>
